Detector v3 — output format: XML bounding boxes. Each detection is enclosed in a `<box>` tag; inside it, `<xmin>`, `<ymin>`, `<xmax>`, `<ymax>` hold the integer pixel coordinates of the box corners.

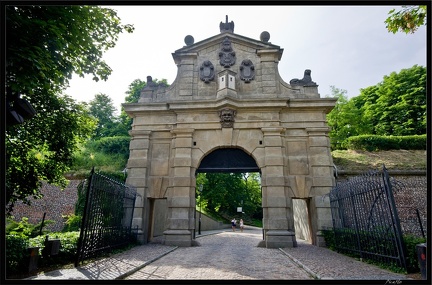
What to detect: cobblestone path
<box><xmin>125</xmin><ymin>230</ymin><xmax>313</xmax><ymax>280</ymax></box>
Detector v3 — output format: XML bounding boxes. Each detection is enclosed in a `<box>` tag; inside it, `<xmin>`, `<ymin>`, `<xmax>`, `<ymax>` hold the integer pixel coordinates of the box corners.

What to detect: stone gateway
<box><xmin>123</xmin><ymin>17</ymin><xmax>337</xmax><ymax>248</ymax></box>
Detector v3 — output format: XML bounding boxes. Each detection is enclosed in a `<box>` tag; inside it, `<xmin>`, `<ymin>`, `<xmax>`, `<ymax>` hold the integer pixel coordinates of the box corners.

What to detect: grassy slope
<box><xmin>331</xmin><ymin>149</ymin><xmax>427</xmax><ymax>171</ymax></box>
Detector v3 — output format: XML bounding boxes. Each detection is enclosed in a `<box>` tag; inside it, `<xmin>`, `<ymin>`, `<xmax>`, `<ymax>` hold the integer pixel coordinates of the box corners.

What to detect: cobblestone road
<box><xmin>125</xmin><ymin>229</ymin><xmax>313</xmax><ymax>280</ymax></box>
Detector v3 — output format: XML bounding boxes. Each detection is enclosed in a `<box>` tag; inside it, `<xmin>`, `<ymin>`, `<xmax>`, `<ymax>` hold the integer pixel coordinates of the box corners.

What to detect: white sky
<box><xmin>64</xmin><ymin>5</ymin><xmax>427</xmax><ymax>114</ymax></box>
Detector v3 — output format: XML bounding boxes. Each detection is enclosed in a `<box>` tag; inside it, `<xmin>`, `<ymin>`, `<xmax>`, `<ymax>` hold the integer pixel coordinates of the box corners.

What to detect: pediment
<box><xmin>172</xmin><ymin>32</ymin><xmax>283</xmax><ymax>62</ymax></box>
<box><xmin>176</xmin><ymin>32</ymin><xmax>281</xmax><ymax>52</ymax></box>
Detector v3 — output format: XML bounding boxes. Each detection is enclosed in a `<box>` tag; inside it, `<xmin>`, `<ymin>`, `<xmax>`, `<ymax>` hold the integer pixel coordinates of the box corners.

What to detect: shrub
<box><xmin>403</xmin><ymin>234</ymin><xmax>427</xmax><ymax>273</ymax></box>
<box><xmin>61</xmin><ymin>214</ymin><xmax>82</xmax><ymax>232</ymax></box>
<box><xmin>6</xmin><ymin>216</ymin><xmax>54</xmax><ymax>238</ymax></box>
<box><xmin>86</xmin><ymin>136</ymin><xmax>130</xmax><ymax>159</ymax></box>
<box><xmin>345</xmin><ymin>134</ymin><xmax>426</xmax><ymax>151</ymax></box>
<box><xmin>321</xmin><ymin>228</ymin><xmax>336</xmax><ymax>250</ymax></box>
<box><xmin>6</xmin><ymin>235</ymin><xmax>29</xmax><ymax>275</ymax></box>
<box><xmin>29</xmin><ymin>232</ymin><xmax>80</xmax><ymax>266</ymax></box>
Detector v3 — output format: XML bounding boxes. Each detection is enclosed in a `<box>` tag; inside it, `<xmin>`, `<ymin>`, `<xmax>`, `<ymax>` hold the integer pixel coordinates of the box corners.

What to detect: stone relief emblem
<box><xmin>239</xmin><ymin>59</ymin><xmax>255</xmax><ymax>83</ymax></box>
<box><xmin>218</xmin><ymin>108</ymin><xmax>237</xmax><ymax>128</ymax></box>
<box><xmin>199</xmin><ymin>60</ymin><xmax>215</xmax><ymax>83</ymax></box>
<box><xmin>219</xmin><ymin>37</ymin><xmax>236</xmax><ymax>68</ymax></box>
<box><xmin>289</xmin><ymin>69</ymin><xmax>317</xmax><ymax>86</ymax></box>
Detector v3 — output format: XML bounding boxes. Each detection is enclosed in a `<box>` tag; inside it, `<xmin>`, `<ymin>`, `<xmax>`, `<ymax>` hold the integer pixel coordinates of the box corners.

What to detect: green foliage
<box><xmin>71</xmin><ymin>146</ymin><xmax>128</xmax><ymax>173</ymax></box>
<box><xmin>86</xmin><ymin>136</ymin><xmax>131</xmax><ymax>160</ymax></box>
<box><xmin>345</xmin><ymin>134</ymin><xmax>426</xmax><ymax>151</ymax></box>
<box><xmin>6</xmin><ymin>94</ymin><xmax>97</xmax><ymax>215</ymax></box>
<box><xmin>61</xmin><ymin>214</ymin><xmax>82</xmax><ymax>232</ymax></box>
<box><xmin>326</xmin><ymin>86</ymin><xmax>368</xmax><ymax>150</ymax></box>
<box><xmin>327</xmin><ymin>65</ymin><xmax>426</xmax><ymax>150</ymax></box>
<box><xmin>385</xmin><ymin>5</ymin><xmax>427</xmax><ymax>34</ymax></box>
<box><xmin>74</xmin><ymin>179</ymin><xmax>88</xmax><ymax>216</ymax></box>
<box><xmin>6</xmin><ymin>5</ymin><xmax>134</xmax><ymax>94</ymax></box>
<box><xmin>6</xmin><ymin>5</ymin><xmax>133</xmax><ymax>214</ymax></box>
<box><xmin>88</xmin><ymin>93</ymin><xmax>118</xmax><ymax>139</ymax></box>
<box><xmin>360</xmin><ymin>65</ymin><xmax>426</xmax><ymax>136</ymax></box>
<box><xmin>197</xmin><ymin>172</ymin><xmax>262</xmax><ymax>220</ymax></box>
<box><xmin>403</xmin><ymin>234</ymin><xmax>427</xmax><ymax>273</ymax></box>
<box><xmin>6</xmin><ymin>235</ymin><xmax>29</xmax><ymax>275</ymax></box>
<box><xmin>322</xmin><ymin>228</ymin><xmax>426</xmax><ymax>274</ymax></box>
<box><xmin>321</xmin><ymin>229</ymin><xmax>336</xmax><ymax>250</ymax></box>
<box><xmin>28</xmin><ymin>232</ymin><xmax>80</xmax><ymax>268</ymax></box>
<box><xmin>6</xmin><ymin>217</ymin><xmax>54</xmax><ymax>238</ymax></box>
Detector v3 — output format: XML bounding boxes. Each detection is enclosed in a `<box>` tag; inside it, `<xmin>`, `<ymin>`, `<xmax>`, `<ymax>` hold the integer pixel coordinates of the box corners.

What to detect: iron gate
<box><xmin>75</xmin><ymin>168</ymin><xmax>138</xmax><ymax>266</ymax></box>
<box><xmin>329</xmin><ymin>165</ymin><xmax>407</xmax><ymax>270</ymax></box>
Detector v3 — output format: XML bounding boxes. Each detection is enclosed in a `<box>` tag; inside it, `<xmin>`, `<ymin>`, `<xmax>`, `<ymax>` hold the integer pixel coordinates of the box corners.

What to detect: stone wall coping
<box><xmin>338</xmin><ymin>169</ymin><xmax>426</xmax><ymax>176</ymax></box>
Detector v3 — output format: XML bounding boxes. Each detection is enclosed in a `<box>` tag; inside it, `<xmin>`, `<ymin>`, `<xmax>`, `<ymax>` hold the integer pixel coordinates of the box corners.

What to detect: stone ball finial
<box><xmin>260</xmin><ymin>31</ymin><xmax>270</xmax><ymax>42</ymax></box>
<box><xmin>184</xmin><ymin>35</ymin><xmax>194</xmax><ymax>46</ymax></box>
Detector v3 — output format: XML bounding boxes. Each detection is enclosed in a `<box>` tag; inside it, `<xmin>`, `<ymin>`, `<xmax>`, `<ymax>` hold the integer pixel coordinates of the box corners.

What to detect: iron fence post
<box><xmin>382</xmin><ymin>165</ymin><xmax>407</xmax><ymax>270</ymax></box>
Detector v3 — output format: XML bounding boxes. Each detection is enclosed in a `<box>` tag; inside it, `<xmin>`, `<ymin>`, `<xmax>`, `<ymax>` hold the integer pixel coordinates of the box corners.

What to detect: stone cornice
<box><xmin>124</xmin><ymin>97</ymin><xmax>337</xmax><ymax>115</ymax></box>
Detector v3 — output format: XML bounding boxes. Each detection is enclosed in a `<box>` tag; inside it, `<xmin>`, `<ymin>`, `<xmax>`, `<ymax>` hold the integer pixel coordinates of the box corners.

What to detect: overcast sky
<box><xmin>65</xmin><ymin>5</ymin><xmax>427</xmax><ymax>114</ymax></box>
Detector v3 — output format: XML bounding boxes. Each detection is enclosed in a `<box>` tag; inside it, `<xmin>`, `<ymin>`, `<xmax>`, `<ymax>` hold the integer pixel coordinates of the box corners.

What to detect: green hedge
<box><xmin>344</xmin><ymin>134</ymin><xmax>426</xmax><ymax>151</ymax></box>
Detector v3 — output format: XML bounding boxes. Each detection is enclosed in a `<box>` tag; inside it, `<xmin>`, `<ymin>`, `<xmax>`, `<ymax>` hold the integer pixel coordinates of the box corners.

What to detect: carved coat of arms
<box><xmin>239</xmin><ymin>59</ymin><xmax>255</xmax><ymax>83</ymax></box>
<box><xmin>199</xmin><ymin>60</ymin><xmax>215</xmax><ymax>83</ymax></box>
<box><xmin>219</xmin><ymin>37</ymin><xmax>236</xmax><ymax>68</ymax></box>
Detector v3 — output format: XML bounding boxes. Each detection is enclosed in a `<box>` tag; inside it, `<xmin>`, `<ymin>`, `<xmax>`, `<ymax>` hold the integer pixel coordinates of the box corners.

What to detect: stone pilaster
<box><xmin>261</xmin><ymin>127</ymin><xmax>296</xmax><ymax>248</ymax></box>
<box><xmin>163</xmin><ymin>128</ymin><xmax>195</xmax><ymax>246</ymax></box>
<box><xmin>126</xmin><ymin>130</ymin><xmax>151</xmax><ymax>244</ymax></box>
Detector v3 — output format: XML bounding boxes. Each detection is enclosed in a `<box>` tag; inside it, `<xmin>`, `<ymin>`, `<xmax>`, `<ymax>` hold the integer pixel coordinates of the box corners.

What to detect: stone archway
<box><xmin>123</xmin><ymin>17</ymin><xmax>336</xmax><ymax>248</ymax></box>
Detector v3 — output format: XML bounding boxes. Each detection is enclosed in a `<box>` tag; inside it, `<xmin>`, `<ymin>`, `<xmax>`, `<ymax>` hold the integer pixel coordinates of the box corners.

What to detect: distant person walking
<box><xmin>240</xmin><ymin>219</ymin><xmax>244</xmax><ymax>232</ymax></box>
<box><xmin>231</xmin><ymin>218</ymin><xmax>237</xmax><ymax>232</ymax></box>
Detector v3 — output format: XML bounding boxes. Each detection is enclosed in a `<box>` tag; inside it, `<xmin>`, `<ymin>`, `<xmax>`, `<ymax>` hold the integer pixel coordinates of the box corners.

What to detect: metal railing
<box><xmin>75</xmin><ymin>168</ymin><xmax>137</xmax><ymax>266</ymax></box>
<box><xmin>329</xmin><ymin>165</ymin><xmax>407</xmax><ymax>270</ymax></box>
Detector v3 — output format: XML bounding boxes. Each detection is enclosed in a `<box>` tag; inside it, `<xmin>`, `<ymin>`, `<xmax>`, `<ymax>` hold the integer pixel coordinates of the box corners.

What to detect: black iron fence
<box><xmin>75</xmin><ymin>168</ymin><xmax>138</xmax><ymax>266</ymax></box>
<box><xmin>329</xmin><ymin>165</ymin><xmax>408</xmax><ymax>269</ymax></box>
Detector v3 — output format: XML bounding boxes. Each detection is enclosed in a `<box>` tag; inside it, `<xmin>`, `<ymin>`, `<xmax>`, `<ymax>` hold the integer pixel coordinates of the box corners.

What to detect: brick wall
<box><xmin>10</xmin><ymin>180</ymin><xmax>82</xmax><ymax>232</ymax></box>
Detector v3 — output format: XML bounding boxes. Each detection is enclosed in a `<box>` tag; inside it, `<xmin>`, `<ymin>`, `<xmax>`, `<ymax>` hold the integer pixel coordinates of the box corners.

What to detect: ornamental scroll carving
<box><xmin>219</xmin><ymin>37</ymin><xmax>236</xmax><ymax>68</ymax></box>
<box><xmin>218</xmin><ymin>108</ymin><xmax>237</xmax><ymax>128</ymax></box>
<box><xmin>239</xmin><ymin>59</ymin><xmax>255</xmax><ymax>83</ymax></box>
<box><xmin>199</xmin><ymin>60</ymin><xmax>215</xmax><ymax>83</ymax></box>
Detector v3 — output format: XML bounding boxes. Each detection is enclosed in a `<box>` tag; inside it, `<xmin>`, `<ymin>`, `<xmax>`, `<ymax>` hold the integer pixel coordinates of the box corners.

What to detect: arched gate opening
<box><xmin>195</xmin><ymin>148</ymin><xmax>262</xmax><ymax>241</ymax></box>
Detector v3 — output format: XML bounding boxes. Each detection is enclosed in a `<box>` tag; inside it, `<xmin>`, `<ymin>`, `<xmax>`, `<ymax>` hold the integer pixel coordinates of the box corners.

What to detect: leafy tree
<box><xmin>241</xmin><ymin>173</ymin><xmax>262</xmax><ymax>219</ymax></box>
<box><xmin>325</xmin><ymin>86</ymin><xmax>366</xmax><ymax>149</ymax></box>
<box><xmin>6</xmin><ymin>5</ymin><xmax>134</xmax><ymax>95</ymax></box>
<box><xmin>360</xmin><ymin>65</ymin><xmax>426</xmax><ymax>136</ymax></box>
<box><xmin>6</xmin><ymin>94</ymin><xmax>96</xmax><ymax>214</ymax></box>
<box><xmin>5</xmin><ymin>5</ymin><xmax>133</xmax><ymax>214</ymax></box>
<box><xmin>385</xmin><ymin>5</ymin><xmax>427</xmax><ymax>34</ymax></box>
<box><xmin>88</xmin><ymin>93</ymin><xmax>118</xmax><ymax>138</ymax></box>
<box><xmin>197</xmin><ymin>172</ymin><xmax>262</xmax><ymax>219</ymax></box>
<box><xmin>326</xmin><ymin>65</ymin><xmax>426</xmax><ymax>149</ymax></box>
